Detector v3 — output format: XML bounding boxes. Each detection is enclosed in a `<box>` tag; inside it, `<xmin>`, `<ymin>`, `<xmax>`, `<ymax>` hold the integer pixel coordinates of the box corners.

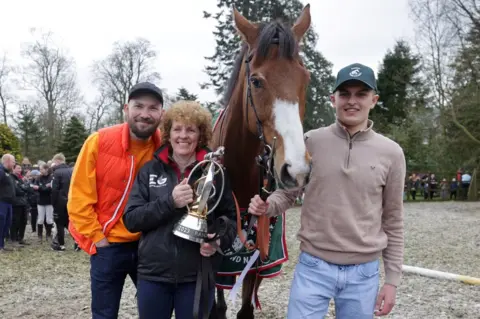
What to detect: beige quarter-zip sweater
<box><xmin>267</xmin><ymin>121</ymin><xmax>406</xmax><ymax>286</ymax></box>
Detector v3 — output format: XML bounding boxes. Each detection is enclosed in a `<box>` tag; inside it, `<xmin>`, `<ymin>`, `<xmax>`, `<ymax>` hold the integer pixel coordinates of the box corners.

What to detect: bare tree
<box><xmin>21</xmin><ymin>32</ymin><xmax>81</xmax><ymax>154</ymax></box>
<box><xmin>0</xmin><ymin>54</ymin><xmax>13</xmax><ymax>125</ymax></box>
<box><xmin>85</xmin><ymin>90</ymin><xmax>112</xmax><ymax>133</ymax></box>
<box><xmin>411</xmin><ymin>0</ymin><xmax>480</xmax><ymax>146</ymax></box>
<box><xmin>92</xmin><ymin>38</ymin><xmax>161</xmax><ymax>122</ymax></box>
<box><xmin>409</xmin><ymin>0</ymin><xmax>459</xmax><ymax>109</ymax></box>
<box><xmin>450</xmin><ymin>0</ymin><xmax>480</xmax><ymax>34</ymax></box>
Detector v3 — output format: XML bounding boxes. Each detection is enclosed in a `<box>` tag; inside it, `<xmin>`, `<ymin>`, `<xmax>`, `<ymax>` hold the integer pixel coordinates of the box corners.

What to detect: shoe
<box><xmin>0</xmin><ymin>247</ymin><xmax>14</xmax><ymax>252</ymax></box>
<box><xmin>51</xmin><ymin>244</ymin><xmax>65</xmax><ymax>251</ymax></box>
<box><xmin>18</xmin><ymin>240</ymin><xmax>30</xmax><ymax>245</ymax></box>
<box><xmin>74</xmin><ymin>243</ymin><xmax>81</xmax><ymax>252</ymax></box>
<box><xmin>11</xmin><ymin>242</ymin><xmax>25</xmax><ymax>249</ymax></box>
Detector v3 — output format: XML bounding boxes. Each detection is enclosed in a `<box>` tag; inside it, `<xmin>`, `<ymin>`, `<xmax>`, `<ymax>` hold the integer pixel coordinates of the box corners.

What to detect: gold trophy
<box><xmin>173</xmin><ymin>147</ymin><xmax>226</xmax><ymax>243</ymax></box>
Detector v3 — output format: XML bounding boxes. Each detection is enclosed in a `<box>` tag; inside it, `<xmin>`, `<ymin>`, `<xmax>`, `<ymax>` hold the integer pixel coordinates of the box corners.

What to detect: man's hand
<box><xmin>200</xmin><ymin>233</ymin><xmax>220</xmax><ymax>257</ymax></box>
<box><xmin>248</xmin><ymin>195</ymin><xmax>269</xmax><ymax>216</ymax></box>
<box><xmin>374</xmin><ymin>283</ymin><xmax>397</xmax><ymax>316</ymax></box>
<box><xmin>95</xmin><ymin>238</ymin><xmax>110</xmax><ymax>248</ymax></box>
<box><xmin>32</xmin><ymin>185</ymin><xmax>39</xmax><ymax>190</ymax></box>
<box><xmin>172</xmin><ymin>178</ymin><xmax>194</xmax><ymax>208</ymax></box>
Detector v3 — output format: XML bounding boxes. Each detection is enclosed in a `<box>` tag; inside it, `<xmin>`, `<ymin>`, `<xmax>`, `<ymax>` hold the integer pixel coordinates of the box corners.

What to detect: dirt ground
<box><xmin>1</xmin><ymin>201</ymin><xmax>479</xmax><ymax>319</ymax></box>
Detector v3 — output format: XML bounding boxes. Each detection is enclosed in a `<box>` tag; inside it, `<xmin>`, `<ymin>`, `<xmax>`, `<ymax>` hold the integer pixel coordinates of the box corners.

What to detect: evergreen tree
<box><xmin>0</xmin><ymin>123</ymin><xmax>21</xmax><ymax>161</ymax></box>
<box><xmin>202</xmin><ymin>0</ymin><xmax>335</xmax><ymax>130</ymax></box>
<box><xmin>12</xmin><ymin>104</ymin><xmax>43</xmax><ymax>159</ymax></box>
<box><xmin>372</xmin><ymin>40</ymin><xmax>428</xmax><ymax>133</ymax></box>
<box><xmin>57</xmin><ymin>116</ymin><xmax>88</xmax><ymax>163</ymax></box>
<box><xmin>175</xmin><ymin>87</ymin><xmax>199</xmax><ymax>101</ymax></box>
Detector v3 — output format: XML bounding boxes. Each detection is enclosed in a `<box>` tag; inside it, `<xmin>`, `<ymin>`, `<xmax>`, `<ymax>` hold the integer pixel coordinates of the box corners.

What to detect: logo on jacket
<box><xmin>149</xmin><ymin>174</ymin><xmax>167</xmax><ymax>188</ymax></box>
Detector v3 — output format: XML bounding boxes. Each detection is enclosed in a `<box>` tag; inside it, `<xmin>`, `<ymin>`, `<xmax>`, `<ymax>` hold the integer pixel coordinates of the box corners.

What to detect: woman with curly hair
<box><xmin>123</xmin><ymin>100</ymin><xmax>237</xmax><ymax>319</ymax></box>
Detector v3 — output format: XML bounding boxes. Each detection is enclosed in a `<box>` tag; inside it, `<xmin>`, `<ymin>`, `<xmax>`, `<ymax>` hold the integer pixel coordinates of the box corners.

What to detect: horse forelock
<box><xmin>221</xmin><ymin>20</ymin><xmax>299</xmax><ymax>108</ymax></box>
<box><xmin>255</xmin><ymin>21</ymin><xmax>297</xmax><ymax>60</ymax></box>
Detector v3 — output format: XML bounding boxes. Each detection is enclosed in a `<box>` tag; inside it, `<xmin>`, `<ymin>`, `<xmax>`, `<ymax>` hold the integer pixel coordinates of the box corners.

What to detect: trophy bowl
<box><xmin>173</xmin><ymin>147</ymin><xmax>225</xmax><ymax>243</ymax></box>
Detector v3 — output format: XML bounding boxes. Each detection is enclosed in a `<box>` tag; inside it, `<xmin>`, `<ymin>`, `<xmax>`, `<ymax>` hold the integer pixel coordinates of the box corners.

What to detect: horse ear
<box><xmin>232</xmin><ymin>6</ymin><xmax>258</xmax><ymax>46</ymax></box>
<box><xmin>292</xmin><ymin>4</ymin><xmax>311</xmax><ymax>41</ymax></box>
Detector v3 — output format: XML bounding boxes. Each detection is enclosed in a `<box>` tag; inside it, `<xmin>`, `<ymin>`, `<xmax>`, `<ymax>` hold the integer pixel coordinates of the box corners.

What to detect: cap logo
<box><xmin>349</xmin><ymin>67</ymin><xmax>362</xmax><ymax>77</ymax></box>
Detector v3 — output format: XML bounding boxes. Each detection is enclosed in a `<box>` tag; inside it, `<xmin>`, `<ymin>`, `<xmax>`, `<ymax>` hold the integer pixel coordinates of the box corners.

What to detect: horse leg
<box><xmin>236</xmin><ymin>273</ymin><xmax>257</xmax><ymax>319</ymax></box>
<box><xmin>253</xmin><ymin>277</ymin><xmax>263</xmax><ymax>306</ymax></box>
<box><xmin>210</xmin><ymin>287</ymin><xmax>228</xmax><ymax>319</ymax></box>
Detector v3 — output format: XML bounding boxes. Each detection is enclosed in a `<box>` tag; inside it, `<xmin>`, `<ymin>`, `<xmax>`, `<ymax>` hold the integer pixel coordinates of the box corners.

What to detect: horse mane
<box><xmin>221</xmin><ymin>20</ymin><xmax>298</xmax><ymax>107</ymax></box>
<box><xmin>221</xmin><ymin>43</ymin><xmax>248</xmax><ymax>107</ymax></box>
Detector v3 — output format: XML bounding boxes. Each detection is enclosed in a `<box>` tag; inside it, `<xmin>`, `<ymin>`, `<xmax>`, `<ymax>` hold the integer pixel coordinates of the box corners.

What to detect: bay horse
<box><xmin>209</xmin><ymin>5</ymin><xmax>312</xmax><ymax>319</ymax></box>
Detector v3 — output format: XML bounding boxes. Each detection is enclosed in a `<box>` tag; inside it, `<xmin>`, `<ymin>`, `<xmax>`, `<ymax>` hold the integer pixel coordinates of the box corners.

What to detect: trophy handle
<box><xmin>186</xmin><ymin>158</ymin><xmax>225</xmax><ymax>216</ymax></box>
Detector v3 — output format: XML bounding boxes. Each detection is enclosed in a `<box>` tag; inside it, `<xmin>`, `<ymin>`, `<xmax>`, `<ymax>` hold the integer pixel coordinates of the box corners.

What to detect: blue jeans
<box><xmin>0</xmin><ymin>202</ymin><xmax>12</xmax><ymax>249</ymax></box>
<box><xmin>90</xmin><ymin>241</ymin><xmax>138</xmax><ymax>319</ymax></box>
<box><xmin>137</xmin><ymin>279</ymin><xmax>215</xmax><ymax>319</ymax></box>
<box><xmin>287</xmin><ymin>251</ymin><xmax>380</xmax><ymax>319</ymax></box>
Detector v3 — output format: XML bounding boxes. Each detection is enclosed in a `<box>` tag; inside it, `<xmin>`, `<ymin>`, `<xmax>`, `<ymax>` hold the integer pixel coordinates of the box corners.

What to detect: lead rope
<box><xmin>193</xmin><ymin>216</ymin><xmax>229</xmax><ymax>319</ymax></box>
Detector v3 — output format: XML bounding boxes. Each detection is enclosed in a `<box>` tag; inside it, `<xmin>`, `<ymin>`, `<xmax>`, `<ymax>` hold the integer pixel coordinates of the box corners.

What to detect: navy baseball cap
<box><xmin>333</xmin><ymin>63</ymin><xmax>377</xmax><ymax>92</ymax></box>
<box><xmin>128</xmin><ymin>82</ymin><xmax>164</xmax><ymax>104</ymax></box>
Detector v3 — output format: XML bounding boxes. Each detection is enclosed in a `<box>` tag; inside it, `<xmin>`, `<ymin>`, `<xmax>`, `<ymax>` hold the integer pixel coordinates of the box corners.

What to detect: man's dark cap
<box><xmin>128</xmin><ymin>82</ymin><xmax>164</xmax><ymax>104</ymax></box>
<box><xmin>333</xmin><ymin>63</ymin><xmax>377</xmax><ymax>93</ymax></box>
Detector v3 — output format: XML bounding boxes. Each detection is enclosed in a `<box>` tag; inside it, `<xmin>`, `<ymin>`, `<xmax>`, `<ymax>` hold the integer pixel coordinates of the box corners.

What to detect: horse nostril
<box><xmin>280</xmin><ymin>163</ymin><xmax>298</xmax><ymax>188</ymax></box>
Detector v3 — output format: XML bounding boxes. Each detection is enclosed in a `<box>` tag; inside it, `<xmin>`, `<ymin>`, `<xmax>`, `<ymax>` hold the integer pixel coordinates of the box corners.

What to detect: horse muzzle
<box><xmin>278</xmin><ymin>161</ymin><xmax>311</xmax><ymax>191</ymax></box>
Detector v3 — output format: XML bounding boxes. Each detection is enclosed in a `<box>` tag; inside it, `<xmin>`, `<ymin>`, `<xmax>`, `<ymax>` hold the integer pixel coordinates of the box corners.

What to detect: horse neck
<box><xmin>221</xmin><ymin>91</ymin><xmax>263</xmax><ymax>208</ymax></box>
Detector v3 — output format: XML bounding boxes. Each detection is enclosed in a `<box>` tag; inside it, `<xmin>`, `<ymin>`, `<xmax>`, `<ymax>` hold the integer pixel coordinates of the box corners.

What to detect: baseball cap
<box><xmin>30</xmin><ymin>170</ymin><xmax>40</xmax><ymax>176</ymax></box>
<box><xmin>333</xmin><ymin>63</ymin><xmax>377</xmax><ymax>93</ymax></box>
<box><xmin>128</xmin><ymin>82</ymin><xmax>164</xmax><ymax>104</ymax></box>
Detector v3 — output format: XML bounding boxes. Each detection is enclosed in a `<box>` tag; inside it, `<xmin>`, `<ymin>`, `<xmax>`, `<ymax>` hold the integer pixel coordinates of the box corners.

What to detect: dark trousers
<box><xmin>30</xmin><ymin>206</ymin><xmax>38</xmax><ymax>232</ymax></box>
<box><xmin>0</xmin><ymin>202</ymin><xmax>13</xmax><ymax>249</ymax></box>
<box><xmin>90</xmin><ymin>241</ymin><xmax>138</xmax><ymax>319</ymax></box>
<box><xmin>10</xmin><ymin>206</ymin><xmax>27</xmax><ymax>242</ymax></box>
<box><xmin>410</xmin><ymin>190</ymin><xmax>416</xmax><ymax>200</ymax></box>
<box><xmin>461</xmin><ymin>183</ymin><xmax>470</xmax><ymax>199</ymax></box>
<box><xmin>450</xmin><ymin>190</ymin><xmax>457</xmax><ymax>200</ymax></box>
<box><xmin>54</xmin><ymin>213</ymin><xmax>69</xmax><ymax>246</ymax></box>
<box><xmin>137</xmin><ymin>279</ymin><xmax>215</xmax><ymax>319</ymax></box>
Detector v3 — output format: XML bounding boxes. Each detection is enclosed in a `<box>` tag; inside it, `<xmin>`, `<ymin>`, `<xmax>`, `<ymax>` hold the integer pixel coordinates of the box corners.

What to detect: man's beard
<box><xmin>129</xmin><ymin>120</ymin><xmax>158</xmax><ymax>139</ymax></box>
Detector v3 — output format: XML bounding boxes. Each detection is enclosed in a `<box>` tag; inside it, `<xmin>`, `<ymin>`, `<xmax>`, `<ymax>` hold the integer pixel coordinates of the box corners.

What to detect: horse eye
<box><xmin>250</xmin><ymin>77</ymin><xmax>262</xmax><ymax>89</ymax></box>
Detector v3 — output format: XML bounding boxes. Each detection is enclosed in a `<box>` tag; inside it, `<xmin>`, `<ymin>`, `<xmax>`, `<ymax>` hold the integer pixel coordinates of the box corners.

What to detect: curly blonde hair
<box><xmin>160</xmin><ymin>100</ymin><xmax>213</xmax><ymax>148</ymax></box>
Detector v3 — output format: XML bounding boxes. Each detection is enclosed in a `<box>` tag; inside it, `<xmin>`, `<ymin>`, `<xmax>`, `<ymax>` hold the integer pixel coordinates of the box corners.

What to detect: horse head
<box><xmin>232</xmin><ymin>5</ymin><xmax>312</xmax><ymax>190</ymax></box>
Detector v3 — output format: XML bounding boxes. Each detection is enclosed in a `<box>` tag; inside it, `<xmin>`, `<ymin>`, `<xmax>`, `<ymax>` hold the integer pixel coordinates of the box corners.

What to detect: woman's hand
<box><xmin>200</xmin><ymin>233</ymin><xmax>220</xmax><ymax>257</ymax></box>
<box><xmin>172</xmin><ymin>178</ymin><xmax>194</xmax><ymax>208</ymax></box>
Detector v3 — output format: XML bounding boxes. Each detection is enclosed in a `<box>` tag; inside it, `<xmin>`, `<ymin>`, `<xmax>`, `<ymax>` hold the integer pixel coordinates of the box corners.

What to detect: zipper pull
<box><xmin>349</xmin><ymin>141</ymin><xmax>352</xmax><ymax>150</ymax></box>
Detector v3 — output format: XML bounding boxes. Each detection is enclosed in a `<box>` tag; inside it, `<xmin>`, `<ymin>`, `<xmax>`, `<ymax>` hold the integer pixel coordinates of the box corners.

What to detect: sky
<box><xmin>0</xmin><ymin>0</ymin><xmax>416</xmax><ymax>106</ymax></box>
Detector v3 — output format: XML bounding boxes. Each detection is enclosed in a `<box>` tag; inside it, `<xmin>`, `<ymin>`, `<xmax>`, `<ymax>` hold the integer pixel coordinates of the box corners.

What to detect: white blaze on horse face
<box><xmin>273</xmin><ymin>99</ymin><xmax>310</xmax><ymax>179</ymax></box>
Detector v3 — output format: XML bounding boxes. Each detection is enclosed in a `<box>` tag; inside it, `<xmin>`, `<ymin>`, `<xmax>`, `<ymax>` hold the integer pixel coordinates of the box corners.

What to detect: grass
<box><xmin>1</xmin><ymin>203</ymin><xmax>480</xmax><ymax>318</ymax></box>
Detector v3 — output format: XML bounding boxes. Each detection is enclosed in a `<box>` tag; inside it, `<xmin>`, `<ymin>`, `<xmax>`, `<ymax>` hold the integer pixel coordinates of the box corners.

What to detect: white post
<box><xmin>402</xmin><ymin>265</ymin><xmax>480</xmax><ymax>285</ymax></box>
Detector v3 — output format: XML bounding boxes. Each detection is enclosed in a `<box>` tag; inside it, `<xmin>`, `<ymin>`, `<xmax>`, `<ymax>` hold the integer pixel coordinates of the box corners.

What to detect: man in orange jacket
<box><xmin>68</xmin><ymin>82</ymin><xmax>164</xmax><ymax>319</ymax></box>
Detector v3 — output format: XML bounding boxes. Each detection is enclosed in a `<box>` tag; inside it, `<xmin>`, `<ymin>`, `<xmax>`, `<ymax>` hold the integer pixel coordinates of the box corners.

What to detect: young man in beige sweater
<box><xmin>249</xmin><ymin>63</ymin><xmax>406</xmax><ymax>318</ymax></box>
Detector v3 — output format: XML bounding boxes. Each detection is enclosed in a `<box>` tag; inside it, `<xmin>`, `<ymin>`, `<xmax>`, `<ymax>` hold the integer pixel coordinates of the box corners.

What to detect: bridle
<box><xmin>217</xmin><ymin>37</ymin><xmax>310</xmax><ymax>235</ymax></box>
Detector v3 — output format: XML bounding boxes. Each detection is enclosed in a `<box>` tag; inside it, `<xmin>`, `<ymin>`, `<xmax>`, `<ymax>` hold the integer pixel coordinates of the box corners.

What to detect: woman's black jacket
<box><xmin>123</xmin><ymin>145</ymin><xmax>237</xmax><ymax>284</ymax></box>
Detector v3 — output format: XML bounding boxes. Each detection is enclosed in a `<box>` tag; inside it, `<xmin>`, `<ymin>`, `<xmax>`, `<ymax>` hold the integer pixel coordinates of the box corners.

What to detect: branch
<box><xmin>450</xmin><ymin>106</ymin><xmax>480</xmax><ymax>145</ymax></box>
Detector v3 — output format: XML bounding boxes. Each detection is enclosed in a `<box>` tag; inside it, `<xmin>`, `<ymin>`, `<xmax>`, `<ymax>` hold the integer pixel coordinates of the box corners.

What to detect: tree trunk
<box><xmin>467</xmin><ymin>168</ymin><xmax>478</xmax><ymax>201</ymax></box>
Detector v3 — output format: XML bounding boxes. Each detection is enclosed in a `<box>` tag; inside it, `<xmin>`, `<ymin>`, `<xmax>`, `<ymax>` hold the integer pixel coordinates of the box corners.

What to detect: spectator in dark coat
<box><xmin>10</xmin><ymin>163</ymin><xmax>30</xmax><ymax>245</ymax></box>
<box><xmin>32</xmin><ymin>164</ymin><xmax>54</xmax><ymax>242</ymax></box>
<box><xmin>0</xmin><ymin>154</ymin><xmax>16</xmax><ymax>252</ymax></box>
<box><xmin>50</xmin><ymin>153</ymin><xmax>73</xmax><ymax>251</ymax></box>
<box><xmin>26</xmin><ymin>169</ymin><xmax>41</xmax><ymax>232</ymax></box>
<box><xmin>450</xmin><ymin>178</ymin><xmax>458</xmax><ymax>200</ymax></box>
